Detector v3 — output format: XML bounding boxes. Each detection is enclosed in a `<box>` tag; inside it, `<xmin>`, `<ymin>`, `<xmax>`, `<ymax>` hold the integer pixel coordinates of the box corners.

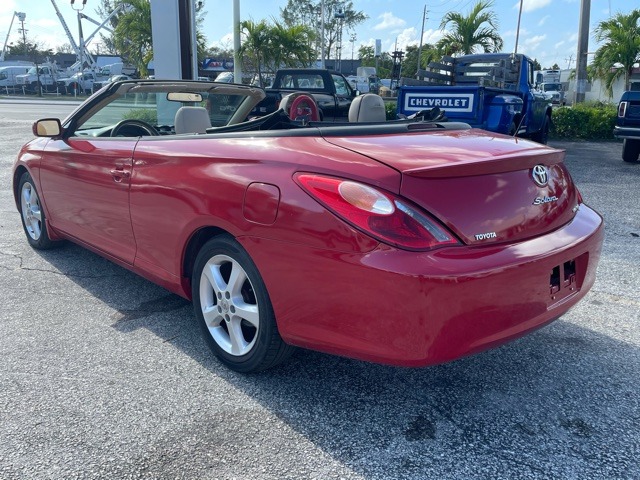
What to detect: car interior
<box><xmin>62</xmin><ymin>80</ymin><xmax>458</xmax><ymax>139</ymax></box>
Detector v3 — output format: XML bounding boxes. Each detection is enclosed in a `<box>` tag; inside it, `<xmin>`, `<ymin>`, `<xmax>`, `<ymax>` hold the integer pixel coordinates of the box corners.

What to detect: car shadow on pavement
<box><xmin>32</xmin><ymin>243</ymin><xmax>640</xmax><ymax>480</ymax></box>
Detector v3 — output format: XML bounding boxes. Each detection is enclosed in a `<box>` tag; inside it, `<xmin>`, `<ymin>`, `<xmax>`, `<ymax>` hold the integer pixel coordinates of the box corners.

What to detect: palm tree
<box><xmin>114</xmin><ymin>0</ymin><xmax>153</xmax><ymax>77</ymax></box>
<box><xmin>592</xmin><ymin>9</ymin><xmax>640</xmax><ymax>94</ymax></box>
<box><xmin>108</xmin><ymin>0</ymin><xmax>209</xmax><ymax>76</ymax></box>
<box><xmin>240</xmin><ymin>20</ymin><xmax>272</xmax><ymax>85</ymax></box>
<box><xmin>436</xmin><ymin>0</ymin><xmax>503</xmax><ymax>56</ymax></box>
<box><xmin>269</xmin><ymin>22</ymin><xmax>316</xmax><ymax>70</ymax></box>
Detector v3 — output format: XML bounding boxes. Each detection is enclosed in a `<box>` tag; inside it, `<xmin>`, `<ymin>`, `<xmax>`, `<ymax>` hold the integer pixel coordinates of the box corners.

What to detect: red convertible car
<box><xmin>13</xmin><ymin>80</ymin><xmax>603</xmax><ymax>372</ymax></box>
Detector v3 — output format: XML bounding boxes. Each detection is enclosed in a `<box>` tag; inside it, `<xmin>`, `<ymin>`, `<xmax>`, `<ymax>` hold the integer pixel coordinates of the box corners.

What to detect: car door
<box><xmin>523</xmin><ymin>61</ymin><xmax>548</xmax><ymax>133</ymax></box>
<box><xmin>39</xmin><ymin>136</ymin><xmax>138</xmax><ymax>264</ymax></box>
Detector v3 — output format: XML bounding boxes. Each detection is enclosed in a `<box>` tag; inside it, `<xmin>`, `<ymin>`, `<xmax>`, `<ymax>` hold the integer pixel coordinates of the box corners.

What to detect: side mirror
<box><xmin>33</xmin><ymin>118</ymin><xmax>62</xmax><ymax>137</ymax></box>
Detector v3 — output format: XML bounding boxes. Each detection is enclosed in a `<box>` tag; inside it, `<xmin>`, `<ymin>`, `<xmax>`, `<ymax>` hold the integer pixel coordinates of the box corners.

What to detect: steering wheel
<box><xmin>288</xmin><ymin>94</ymin><xmax>320</xmax><ymax>122</ymax></box>
<box><xmin>110</xmin><ymin>119</ymin><xmax>159</xmax><ymax>137</ymax></box>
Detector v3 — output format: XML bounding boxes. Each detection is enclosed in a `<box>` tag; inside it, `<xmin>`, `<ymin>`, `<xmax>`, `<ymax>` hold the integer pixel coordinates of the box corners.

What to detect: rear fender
<box><xmin>484</xmin><ymin>94</ymin><xmax>523</xmax><ymax>134</ymax></box>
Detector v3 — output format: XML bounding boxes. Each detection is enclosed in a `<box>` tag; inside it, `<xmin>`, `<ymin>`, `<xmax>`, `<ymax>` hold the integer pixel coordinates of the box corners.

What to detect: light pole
<box><xmin>17</xmin><ymin>13</ymin><xmax>27</xmax><ymax>55</ymax></box>
<box><xmin>350</xmin><ymin>33</ymin><xmax>356</xmax><ymax>74</ymax></box>
<box><xmin>514</xmin><ymin>0</ymin><xmax>523</xmax><ymax>55</ymax></box>
<box><xmin>233</xmin><ymin>0</ymin><xmax>241</xmax><ymax>83</ymax></box>
<box><xmin>416</xmin><ymin>5</ymin><xmax>426</xmax><ymax>77</ymax></box>
<box><xmin>320</xmin><ymin>0</ymin><xmax>325</xmax><ymax>69</ymax></box>
<box><xmin>335</xmin><ymin>6</ymin><xmax>345</xmax><ymax>72</ymax></box>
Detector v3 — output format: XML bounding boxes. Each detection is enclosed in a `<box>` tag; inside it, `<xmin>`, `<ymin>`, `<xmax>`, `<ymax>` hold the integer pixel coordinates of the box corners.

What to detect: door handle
<box><xmin>110</xmin><ymin>168</ymin><xmax>131</xmax><ymax>182</ymax></box>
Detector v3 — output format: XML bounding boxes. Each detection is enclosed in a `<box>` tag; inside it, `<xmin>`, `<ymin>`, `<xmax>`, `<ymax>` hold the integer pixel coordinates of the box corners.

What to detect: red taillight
<box><xmin>295</xmin><ymin>174</ymin><xmax>460</xmax><ymax>251</ymax></box>
<box><xmin>618</xmin><ymin>101</ymin><xmax>627</xmax><ymax>118</ymax></box>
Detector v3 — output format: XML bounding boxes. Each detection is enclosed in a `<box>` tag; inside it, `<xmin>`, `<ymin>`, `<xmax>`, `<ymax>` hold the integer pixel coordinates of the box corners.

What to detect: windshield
<box><xmin>26</xmin><ymin>66</ymin><xmax>48</xmax><ymax>75</ymax></box>
<box><xmin>454</xmin><ymin>55</ymin><xmax>520</xmax><ymax>85</ymax></box>
<box><xmin>279</xmin><ymin>73</ymin><xmax>326</xmax><ymax>90</ymax></box>
<box><xmin>72</xmin><ymin>83</ymin><xmax>258</xmax><ymax>136</ymax></box>
<box><xmin>542</xmin><ymin>83</ymin><xmax>562</xmax><ymax>91</ymax></box>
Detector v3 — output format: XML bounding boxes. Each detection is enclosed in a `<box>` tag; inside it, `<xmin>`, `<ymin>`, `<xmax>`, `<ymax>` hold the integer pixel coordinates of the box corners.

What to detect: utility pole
<box><xmin>514</xmin><ymin>0</ymin><xmax>523</xmax><ymax>55</ymax></box>
<box><xmin>350</xmin><ymin>33</ymin><xmax>356</xmax><ymax>74</ymax></box>
<box><xmin>565</xmin><ymin>54</ymin><xmax>574</xmax><ymax>69</ymax></box>
<box><xmin>320</xmin><ymin>0</ymin><xmax>325</xmax><ymax>69</ymax></box>
<box><xmin>575</xmin><ymin>0</ymin><xmax>591</xmax><ymax>104</ymax></box>
<box><xmin>18</xmin><ymin>13</ymin><xmax>42</xmax><ymax>97</ymax></box>
<box><xmin>233</xmin><ymin>0</ymin><xmax>241</xmax><ymax>83</ymax></box>
<box><xmin>71</xmin><ymin>0</ymin><xmax>87</xmax><ymax>72</ymax></box>
<box><xmin>335</xmin><ymin>8</ymin><xmax>345</xmax><ymax>72</ymax></box>
<box><xmin>18</xmin><ymin>14</ymin><xmax>27</xmax><ymax>56</ymax></box>
<box><xmin>416</xmin><ymin>5</ymin><xmax>427</xmax><ymax>77</ymax></box>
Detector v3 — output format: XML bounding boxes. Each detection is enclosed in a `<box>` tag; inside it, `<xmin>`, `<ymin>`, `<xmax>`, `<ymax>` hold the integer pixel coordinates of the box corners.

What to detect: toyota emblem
<box><xmin>531</xmin><ymin>165</ymin><xmax>549</xmax><ymax>187</ymax></box>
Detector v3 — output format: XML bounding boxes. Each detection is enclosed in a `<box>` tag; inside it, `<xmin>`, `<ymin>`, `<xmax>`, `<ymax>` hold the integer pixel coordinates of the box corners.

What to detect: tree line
<box><xmin>7</xmin><ymin>1</ymin><xmax>639</xmax><ymax>94</ymax></box>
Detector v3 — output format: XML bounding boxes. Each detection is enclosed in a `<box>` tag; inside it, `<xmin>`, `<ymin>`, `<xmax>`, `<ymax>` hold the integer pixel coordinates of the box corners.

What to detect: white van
<box><xmin>0</xmin><ymin>65</ymin><xmax>32</xmax><ymax>88</ymax></box>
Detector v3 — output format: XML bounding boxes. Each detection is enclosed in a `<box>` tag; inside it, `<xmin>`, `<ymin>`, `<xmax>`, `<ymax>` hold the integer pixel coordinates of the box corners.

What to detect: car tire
<box><xmin>18</xmin><ymin>172</ymin><xmax>55</xmax><ymax>250</ymax></box>
<box><xmin>192</xmin><ymin>235</ymin><xmax>295</xmax><ymax>372</ymax></box>
<box><xmin>531</xmin><ymin>114</ymin><xmax>550</xmax><ymax>144</ymax></box>
<box><xmin>622</xmin><ymin>139</ymin><xmax>640</xmax><ymax>163</ymax></box>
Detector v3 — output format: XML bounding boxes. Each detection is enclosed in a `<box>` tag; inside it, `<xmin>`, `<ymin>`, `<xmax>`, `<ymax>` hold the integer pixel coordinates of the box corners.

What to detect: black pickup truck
<box><xmin>250</xmin><ymin>68</ymin><xmax>358</xmax><ymax>121</ymax></box>
<box><xmin>614</xmin><ymin>90</ymin><xmax>640</xmax><ymax>163</ymax></box>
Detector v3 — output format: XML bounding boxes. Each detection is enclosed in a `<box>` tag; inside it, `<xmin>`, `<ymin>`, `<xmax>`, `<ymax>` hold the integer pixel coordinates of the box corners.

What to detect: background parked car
<box><xmin>93</xmin><ymin>74</ymin><xmax>132</xmax><ymax>90</ymax></box>
<box><xmin>213</xmin><ymin>71</ymin><xmax>234</xmax><ymax>83</ymax></box>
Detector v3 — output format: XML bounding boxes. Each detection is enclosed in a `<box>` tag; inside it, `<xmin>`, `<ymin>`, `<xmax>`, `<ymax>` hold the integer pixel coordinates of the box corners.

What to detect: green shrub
<box><xmin>123</xmin><ymin>108</ymin><xmax>158</xmax><ymax>124</ymax></box>
<box><xmin>385</xmin><ymin>101</ymin><xmax>397</xmax><ymax>120</ymax></box>
<box><xmin>551</xmin><ymin>102</ymin><xmax>616</xmax><ymax>140</ymax></box>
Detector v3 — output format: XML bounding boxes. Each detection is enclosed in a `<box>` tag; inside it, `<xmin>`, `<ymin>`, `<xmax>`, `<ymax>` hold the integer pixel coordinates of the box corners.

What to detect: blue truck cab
<box><xmin>398</xmin><ymin>53</ymin><xmax>553</xmax><ymax>143</ymax></box>
<box><xmin>613</xmin><ymin>90</ymin><xmax>640</xmax><ymax>163</ymax></box>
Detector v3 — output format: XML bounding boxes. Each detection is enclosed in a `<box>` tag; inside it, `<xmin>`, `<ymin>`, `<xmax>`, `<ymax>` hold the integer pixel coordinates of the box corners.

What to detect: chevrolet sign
<box><xmin>404</xmin><ymin>93</ymin><xmax>474</xmax><ymax>113</ymax></box>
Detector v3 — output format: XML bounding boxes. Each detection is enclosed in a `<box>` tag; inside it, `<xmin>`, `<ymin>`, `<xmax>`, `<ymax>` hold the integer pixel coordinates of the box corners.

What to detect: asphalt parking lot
<box><xmin>0</xmin><ymin>101</ymin><xmax>638</xmax><ymax>479</ymax></box>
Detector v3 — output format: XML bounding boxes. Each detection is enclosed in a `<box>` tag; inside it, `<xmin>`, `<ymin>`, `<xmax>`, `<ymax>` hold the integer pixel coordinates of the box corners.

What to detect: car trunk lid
<box><xmin>323</xmin><ymin>128</ymin><xmax>579</xmax><ymax>246</ymax></box>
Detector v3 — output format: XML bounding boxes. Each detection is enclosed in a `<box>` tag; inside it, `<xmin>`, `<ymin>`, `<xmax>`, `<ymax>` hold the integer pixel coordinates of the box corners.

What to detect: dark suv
<box><xmin>614</xmin><ymin>91</ymin><xmax>640</xmax><ymax>163</ymax></box>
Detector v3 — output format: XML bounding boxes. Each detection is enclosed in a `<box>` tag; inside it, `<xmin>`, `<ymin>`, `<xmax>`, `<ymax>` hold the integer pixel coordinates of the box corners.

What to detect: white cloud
<box><xmin>538</xmin><ymin>15</ymin><xmax>551</xmax><ymax>26</ymax></box>
<box><xmin>362</xmin><ymin>27</ymin><xmax>444</xmax><ymax>56</ymax></box>
<box><xmin>514</xmin><ymin>0</ymin><xmax>552</xmax><ymax>13</ymax></box>
<box><xmin>503</xmin><ymin>28</ymin><xmax>530</xmax><ymax>38</ymax></box>
<box><xmin>525</xmin><ymin>34</ymin><xmax>546</xmax><ymax>47</ymax></box>
<box><xmin>209</xmin><ymin>33</ymin><xmax>234</xmax><ymax>50</ymax></box>
<box><xmin>517</xmin><ymin>34</ymin><xmax>547</xmax><ymax>56</ymax></box>
<box><xmin>422</xmin><ymin>29</ymin><xmax>445</xmax><ymax>46</ymax></box>
<box><xmin>395</xmin><ymin>28</ymin><xmax>418</xmax><ymax>50</ymax></box>
<box><xmin>555</xmin><ymin>40</ymin><xmax>565</xmax><ymax>49</ymax></box>
<box><xmin>373</xmin><ymin>12</ymin><xmax>406</xmax><ymax>31</ymax></box>
<box><xmin>31</xmin><ymin>18</ymin><xmax>59</xmax><ymax>29</ymax></box>
<box><xmin>0</xmin><ymin>1</ymin><xmax>17</xmax><ymax>16</ymax></box>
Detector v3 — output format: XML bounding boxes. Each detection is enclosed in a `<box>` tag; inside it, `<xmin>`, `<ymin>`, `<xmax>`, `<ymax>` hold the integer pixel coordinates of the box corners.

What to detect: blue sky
<box><xmin>0</xmin><ymin>0</ymin><xmax>631</xmax><ymax>69</ymax></box>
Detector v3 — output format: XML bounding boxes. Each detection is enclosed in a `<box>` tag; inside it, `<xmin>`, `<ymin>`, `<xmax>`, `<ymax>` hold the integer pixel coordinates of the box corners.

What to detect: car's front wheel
<box><xmin>622</xmin><ymin>139</ymin><xmax>640</xmax><ymax>163</ymax></box>
<box><xmin>192</xmin><ymin>236</ymin><xmax>294</xmax><ymax>372</ymax></box>
<box><xmin>18</xmin><ymin>172</ymin><xmax>54</xmax><ymax>249</ymax></box>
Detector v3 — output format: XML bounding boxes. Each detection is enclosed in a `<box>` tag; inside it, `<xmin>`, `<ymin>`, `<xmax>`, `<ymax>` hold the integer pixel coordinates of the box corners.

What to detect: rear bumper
<box><xmin>613</xmin><ymin>125</ymin><xmax>640</xmax><ymax>140</ymax></box>
<box><xmin>243</xmin><ymin>205</ymin><xmax>604</xmax><ymax>367</ymax></box>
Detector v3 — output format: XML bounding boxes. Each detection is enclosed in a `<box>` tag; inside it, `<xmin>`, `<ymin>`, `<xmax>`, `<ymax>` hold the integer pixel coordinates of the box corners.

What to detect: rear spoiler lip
<box><xmin>403</xmin><ymin>147</ymin><xmax>565</xmax><ymax>178</ymax></box>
